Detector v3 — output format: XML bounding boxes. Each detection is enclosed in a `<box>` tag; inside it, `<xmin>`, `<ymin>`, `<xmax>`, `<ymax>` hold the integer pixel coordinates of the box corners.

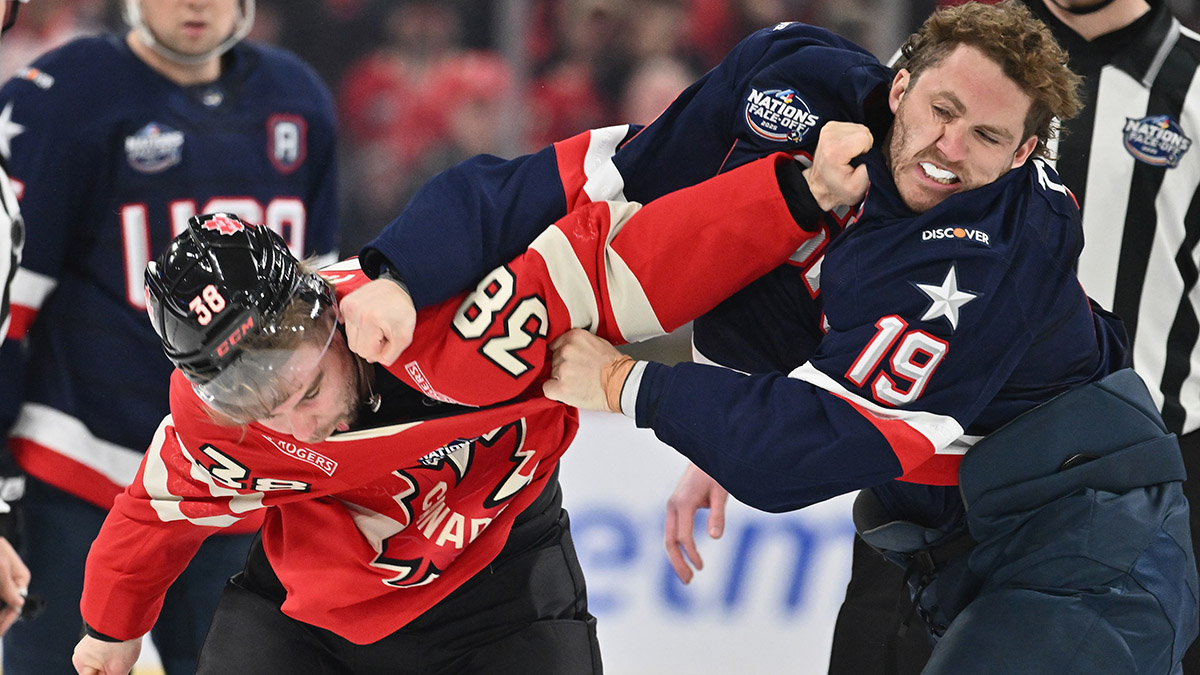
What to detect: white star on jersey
<box><xmin>916</xmin><ymin>265</ymin><xmax>976</xmax><ymax>329</ymax></box>
<box><xmin>0</xmin><ymin>103</ymin><xmax>23</xmax><ymax>160</ymax></box>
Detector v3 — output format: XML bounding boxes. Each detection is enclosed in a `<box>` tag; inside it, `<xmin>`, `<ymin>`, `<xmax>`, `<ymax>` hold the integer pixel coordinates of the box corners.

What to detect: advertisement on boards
<box><xmin>560</xmin><ymin>411</ymin><xmax>857</xmax><ymax>675</ymax></box>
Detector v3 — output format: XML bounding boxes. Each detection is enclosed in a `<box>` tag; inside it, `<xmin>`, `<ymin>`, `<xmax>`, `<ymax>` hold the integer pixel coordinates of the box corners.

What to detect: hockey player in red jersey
<box><xmin>71</xmin><ymin>152</ymin><xmax>823</xmax><ymax>675</ymax></box>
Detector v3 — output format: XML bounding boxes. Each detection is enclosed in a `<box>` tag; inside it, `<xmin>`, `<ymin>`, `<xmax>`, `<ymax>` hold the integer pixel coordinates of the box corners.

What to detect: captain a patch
<box><xmin>268</xmin><ymin>114</ymin><xmax>307</xmax><ymax>175</ymax></box>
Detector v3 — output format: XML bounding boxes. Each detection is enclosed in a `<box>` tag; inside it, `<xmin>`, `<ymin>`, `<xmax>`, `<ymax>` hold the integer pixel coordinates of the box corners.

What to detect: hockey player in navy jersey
<box><xmin>543</xmin><ymin>3</ymin><xmax>1198</xmax><ymax>672</ymax></box>
<box><xmin>0</xmin><ymin>0</ymin><xmax>339</xmax><ymax>673</ymax></box>
<box><xmin>815</xmin><ymin>1</ymin><xmax>1200</xmax><ymax>673</ymax></box>
<box><xmin>341</xmin><ymin>1</ymin><xmax>1195</xmax><ymax>672</ymax></box>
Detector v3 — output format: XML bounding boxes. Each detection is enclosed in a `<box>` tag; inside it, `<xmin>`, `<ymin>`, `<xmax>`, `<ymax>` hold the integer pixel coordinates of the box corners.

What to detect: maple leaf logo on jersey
<box><xmin>356</xmin><ymin>421</ymin><xmax>537</xmax><ymax>590</ymax></box>
<box><xmin>201</xmin><ymin>214</ymin><xmax>246</xmax><ymax>236</ymax></box>
<box><xmin>376</xmin><ymin>548</ymin><xmax>443</xmax><ymax>589</ymax></box>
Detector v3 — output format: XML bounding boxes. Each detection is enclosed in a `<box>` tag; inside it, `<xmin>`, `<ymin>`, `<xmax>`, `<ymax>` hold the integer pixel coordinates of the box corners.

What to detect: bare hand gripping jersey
<box><xmin>80</xmin><ymin>154</ymin><xmax>817</xmax><ymax>643</ymax></box>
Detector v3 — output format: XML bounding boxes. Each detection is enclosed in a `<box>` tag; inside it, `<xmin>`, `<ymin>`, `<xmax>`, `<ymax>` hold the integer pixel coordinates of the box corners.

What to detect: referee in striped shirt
<box><xmin>1030</xmin><ymin>0</ymin><xmax>1200</xmax><ymax>667</ymax></box>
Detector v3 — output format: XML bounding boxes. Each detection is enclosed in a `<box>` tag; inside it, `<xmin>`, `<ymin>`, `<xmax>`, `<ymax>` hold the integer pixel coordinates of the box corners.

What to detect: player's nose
<box><xmin>935</xmin><ymin>121</ymin><xmax>968</xmax><ymax>163</ymax></box>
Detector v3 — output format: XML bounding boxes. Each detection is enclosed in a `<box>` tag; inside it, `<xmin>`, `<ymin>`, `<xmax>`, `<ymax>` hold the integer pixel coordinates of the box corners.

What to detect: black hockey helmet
<box><xmin>145</xmin><ymin>213</ymin><xmax>337</xmax><ymax>421</ymax></box>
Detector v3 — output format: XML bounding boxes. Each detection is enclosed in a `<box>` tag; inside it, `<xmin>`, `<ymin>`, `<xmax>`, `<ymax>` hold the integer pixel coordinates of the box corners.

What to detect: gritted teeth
<box><xmin>920</xmin><ymin>161</ymin><xmax>959</xmax><ymax>184</ymax></box>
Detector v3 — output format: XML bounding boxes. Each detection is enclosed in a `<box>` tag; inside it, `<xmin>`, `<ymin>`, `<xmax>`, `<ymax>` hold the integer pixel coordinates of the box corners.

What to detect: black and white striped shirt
<box><xmin>0</xmin><ymin>154</ymin><xmax>20</xmax><ymax>343</ymax></box>
<box><xmin>1036</xmin><ymin>1</ymin><xmax>1200</xmax><ymax>435</ymax></box>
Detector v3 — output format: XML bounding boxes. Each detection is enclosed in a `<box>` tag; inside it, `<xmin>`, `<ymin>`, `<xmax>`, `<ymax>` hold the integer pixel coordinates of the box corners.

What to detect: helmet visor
<box><xmin>191</xmin><ymin>280</ymin><xmax>339</xmax><ymax>424</ymax></box>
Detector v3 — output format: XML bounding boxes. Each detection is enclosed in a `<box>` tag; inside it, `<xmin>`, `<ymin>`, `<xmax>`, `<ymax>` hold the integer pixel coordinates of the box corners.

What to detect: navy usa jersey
<box><xmin>632</xmin><ymin>151</ymin><xmax>1129</xmax><ymax>518</ymax></box>
<box><xmin>0</xmin><ymin>35</ymin><xmax>339</xmax><ymax>510</ymax></box>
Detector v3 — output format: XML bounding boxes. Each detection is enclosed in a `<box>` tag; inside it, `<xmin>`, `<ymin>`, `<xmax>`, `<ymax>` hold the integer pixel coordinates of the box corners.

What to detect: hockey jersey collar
<box><xmin>112</xmin><ymin>32</ymin><xmax>257</xmax><ymax>94</ymax></box>
<box><xmin>1115</xmin><ymin>1</ymin><xmax>1179</xmax><ymax>87</ymax></box>
<box><xmin>857</xmin><ymin>148</ymin><xmax>1027</xmax><ymax>225</ymax></box>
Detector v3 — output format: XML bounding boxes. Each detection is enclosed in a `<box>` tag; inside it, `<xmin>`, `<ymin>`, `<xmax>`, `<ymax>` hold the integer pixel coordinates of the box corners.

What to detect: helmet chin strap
<box><xmin>125</xmin><ymin>0</ymin><xmax>256</xmax><ymax>67</ymax></box>
<box><xmin>1046</xmin><ymin>0</ymin><xmax>1120</xmax><ymax>15</ymax></box>
<box><xmin>354</xmin><ymin>353</ymin><xmax>382</xmax><ymax>413</ymax></box>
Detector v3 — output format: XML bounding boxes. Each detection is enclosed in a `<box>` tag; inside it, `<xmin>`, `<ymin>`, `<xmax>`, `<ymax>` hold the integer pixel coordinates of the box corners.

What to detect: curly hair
<box><xmin>897</xmin><ymin>0</ymin><xmax>1082</xmax><ymax>160</ymax></box>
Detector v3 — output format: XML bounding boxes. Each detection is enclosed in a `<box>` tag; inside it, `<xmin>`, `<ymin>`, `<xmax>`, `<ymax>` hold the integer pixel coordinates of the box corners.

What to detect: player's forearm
<box><xmin>79</xmin><ymin>492</ymin><xmax>212</xmax><ymax>641</ymax></box>
<box><xmin>594</xmin><ymin>153</ymin><xmax>825</xmax><ymax>344</ymax></box>
<box><xmin>359</xmin><ymin>146</ymin><xmax>570</xmax><ymax>309</ymax></box>
<box><xmin>629</xmin><ymin>360</ymin><xmax>905</xmax><ymax>512</ymax></box>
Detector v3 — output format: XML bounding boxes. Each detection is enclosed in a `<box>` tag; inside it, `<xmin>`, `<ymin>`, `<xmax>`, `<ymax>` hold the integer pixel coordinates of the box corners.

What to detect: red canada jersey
<box><xmin>81</xmin><ymin>154</ymin><xmax>815</xmax><ymax>643</ymax></box>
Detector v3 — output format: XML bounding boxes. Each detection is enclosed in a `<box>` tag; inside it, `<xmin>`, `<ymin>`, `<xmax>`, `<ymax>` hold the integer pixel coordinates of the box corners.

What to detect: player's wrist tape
<box><xmin>84</xmin><ymin>623</ymin><xmax>124</xmax><ymax>643</ymax></box>
<box><xmin>377</xmin><ymin>262</ymin><xmax>410</xmax><ymax>295</ymax></box>
<box><xmin>602</xmin><ymin>355</ymin><xmax>637</xmax><ymax>414</ymax></box>
<box><xmin>777</xmin><ymin>159</ymin><xmax>824</xmax><ymax>233</ymax></box>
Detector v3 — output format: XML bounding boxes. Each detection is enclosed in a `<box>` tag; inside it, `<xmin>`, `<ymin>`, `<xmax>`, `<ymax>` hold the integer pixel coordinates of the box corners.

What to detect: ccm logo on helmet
<box><xmin>213</xmin><ymin>314</ymin><xmax>257</xmax><ymax>359</ymax></box>
<box><xmin>921</xmin><ymin>227</ymin><xmax>991</xmax><ymax>246</ymax></box>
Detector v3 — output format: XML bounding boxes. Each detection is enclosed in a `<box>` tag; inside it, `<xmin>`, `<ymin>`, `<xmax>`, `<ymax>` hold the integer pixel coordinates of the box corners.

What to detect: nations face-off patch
<box><xmin>125</xmin><ymin>122</ymin><xmax>184</xmax><ymax>174</ymax></box>
<box><xmin>744</xmin><ymin>87</ymin><xmax>820</xmax><ymax>143</ymax></box>
<box><xmin>1123</xmin><ymin>114</ymin><xmax>1192</xmax><ymax>168</ymax></box>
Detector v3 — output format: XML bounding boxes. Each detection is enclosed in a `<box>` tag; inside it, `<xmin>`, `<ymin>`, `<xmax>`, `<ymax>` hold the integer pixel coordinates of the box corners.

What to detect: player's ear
<box><xmin>1011</xmin><ymin>135</ymin><xmax>1037</xmax><ymax>169</ymax></box>
<box><xmin>888</xmin><ymin>69</ymin><xmax>910</xmax><ymax>114</ymax></box>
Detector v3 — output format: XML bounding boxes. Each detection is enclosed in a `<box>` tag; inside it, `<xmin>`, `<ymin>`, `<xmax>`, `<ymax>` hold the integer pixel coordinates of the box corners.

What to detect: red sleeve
<box><xmin>391</xmin><ymin>152</ymin><xmax>817</xmax><ymax>407</ymax></box>
<box><xmin>80</xmin><ymin>374</ymin><xmax>266</xmax><ymax>640</ymax></box>
<box><xmin>550</xmin><ymin>125</ymin><xmax>630</xmax><ymax>211</ymax></box>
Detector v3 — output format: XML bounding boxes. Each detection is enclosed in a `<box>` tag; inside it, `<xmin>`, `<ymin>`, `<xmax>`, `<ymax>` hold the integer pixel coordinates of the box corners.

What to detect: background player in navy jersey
<box><xmin>0</xmin><ymin>0</ymin><xmax>339</xmax><ymax>672</ymax></box>
<box><xmin>0</xmin><ymin>0</ymin><xmax>31</xmax><ymax>640</ymax></box>
<box><xmin>544</xmin><ymin>2</ymin><xmax>1196</xmax><ymax>672</ymax></box>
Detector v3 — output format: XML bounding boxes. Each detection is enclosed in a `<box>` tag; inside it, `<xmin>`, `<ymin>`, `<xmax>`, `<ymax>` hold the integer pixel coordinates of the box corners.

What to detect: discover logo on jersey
<box><xmin>921</xmin><ymin>226</ymin><xmax>991</xmax><ymax>246</ymax></box>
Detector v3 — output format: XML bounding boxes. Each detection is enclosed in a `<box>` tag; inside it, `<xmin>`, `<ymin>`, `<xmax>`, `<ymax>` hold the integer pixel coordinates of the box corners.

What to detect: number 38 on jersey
<box><xmin>453</xmin><ymin>265</ymin><xmax>549</xmax><ymax>378</ymax></box>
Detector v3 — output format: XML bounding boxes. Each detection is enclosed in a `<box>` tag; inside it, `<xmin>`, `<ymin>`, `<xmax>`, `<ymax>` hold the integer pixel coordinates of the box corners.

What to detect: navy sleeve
<box><xmin>0</xmin><ymin>48</ymin><xmax>101</xmax><ymax>446</ymax></box>
<box><xmin>613</xmin><ymin>24</ymin><xmax>891</xmax><ymax>203</ymax></box>
<box><xmin>635</xmin><ymin>360</ymin><xmax>903</xmax><ymax>512</ymax></box>
<box><xmin>359</xmin><ymin>147</ymin><xmax>569</xmax><ymax>309</ymax></box>
<box><xmin>633</xmin><ymin>158</ymin><xmax>1114</xmax><ymax>508</ymax></box>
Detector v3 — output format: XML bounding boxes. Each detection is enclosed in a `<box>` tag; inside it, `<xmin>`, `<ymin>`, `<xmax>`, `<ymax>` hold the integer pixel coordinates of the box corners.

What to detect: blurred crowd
<box><xmin>8</xmin><ymin>0</ymin><xmax>1200</xmax><ymax>251</ymax></box>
